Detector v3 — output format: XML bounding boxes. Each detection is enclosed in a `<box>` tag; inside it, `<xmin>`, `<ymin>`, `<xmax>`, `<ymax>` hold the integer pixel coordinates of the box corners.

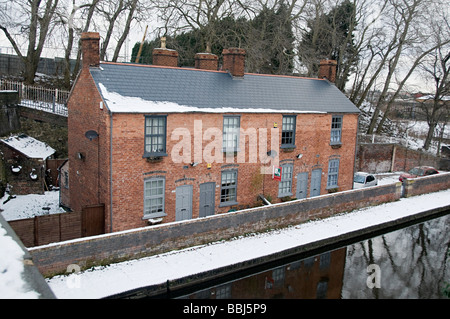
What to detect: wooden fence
<box><xmin>8</xmin><ymin>204</ymin><xmax>104</xmax><ymax>247</ymax></box>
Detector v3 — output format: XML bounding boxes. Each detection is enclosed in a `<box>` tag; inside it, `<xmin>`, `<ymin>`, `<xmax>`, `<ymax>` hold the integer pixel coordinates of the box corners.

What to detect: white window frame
<box><xmin>330</xmin><ymin>115</ymin><xmax>342</xmax><ymax>145</ymax></box>
<box><xmin>220</xmin><ymin>170</ymin><xmax>238</xmax><ymax>206</ymax></box>
<box><xmin>327</xmin><ymin>158</ymin><xmax>340</xmax><ymax>189</ymax></box>
<box><xmin>278</xmin><ymin>163</ymin><xmax>293</xmax><ymax>197</ymax></box>
<box><xmin>222</xmin><ymin>115</ymin><xmax>240</xmax><ymax>153</ymax></box>
<box><xmin>143</xmin><ymin>177</ymin><xmax>167</xmax><ymax>218</ymax></box>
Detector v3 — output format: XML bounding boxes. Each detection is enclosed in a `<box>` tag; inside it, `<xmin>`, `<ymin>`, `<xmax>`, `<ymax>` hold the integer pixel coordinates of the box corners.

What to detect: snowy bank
<box><xmin>46</xmin><ymin>188</ymin><xmax>450</xmax><ymax>299</ymax></box>
<box><xmin>0</xmin><ymin>191</ymin><xmax>66</xmax><ymax>221</ymax></box>
<box><xmin>0</xmin><ymin>214</ymin><xmax>55</xmax><ymax>299</ymax></box>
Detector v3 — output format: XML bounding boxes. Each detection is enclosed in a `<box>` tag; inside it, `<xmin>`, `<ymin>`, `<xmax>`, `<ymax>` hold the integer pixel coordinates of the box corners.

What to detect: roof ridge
<box><xmin>100</xmin><ymin>61</ymin><xmax>322</xmax><ymax>81</ymax></box>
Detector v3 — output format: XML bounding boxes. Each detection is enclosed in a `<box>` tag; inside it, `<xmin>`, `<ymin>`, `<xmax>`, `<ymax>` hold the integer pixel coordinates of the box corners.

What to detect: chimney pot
<box><xmin>81</xmin><ymin>32</ymin><xmax>100</xmax><ymax>69</ymax></box>
<box><xmin>222</xmin><ymin>48</ymin><xmax>246</xmax><ymax>77</ymax></box>
<box><xmin>318</xmin><ymin>60</ymin><xmax>337</xmax><ymax>83</ymax></box>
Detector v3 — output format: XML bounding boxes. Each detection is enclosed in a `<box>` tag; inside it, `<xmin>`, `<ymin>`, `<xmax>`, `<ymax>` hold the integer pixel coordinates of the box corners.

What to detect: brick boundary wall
<box><xmin>356</xmin><ymin>143</ymin><xmax>441</xmax><ymax>173</ymax></box>
<box><xmin>29</xmin><ymin>181</ymin><xmax>403</xmax><ymax>277</ymax></box>
<box><xmin>403</xmin><ymin>171</ymin><xmax>450</xmax><ymax>198</ymax></box>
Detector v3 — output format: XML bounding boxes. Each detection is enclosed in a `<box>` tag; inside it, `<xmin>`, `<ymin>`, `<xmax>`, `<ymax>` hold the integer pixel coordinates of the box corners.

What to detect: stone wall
<box><xmin>0</xmin><ymin>91</ymin><xmax>21</xmax><ymax>136</ymax></box>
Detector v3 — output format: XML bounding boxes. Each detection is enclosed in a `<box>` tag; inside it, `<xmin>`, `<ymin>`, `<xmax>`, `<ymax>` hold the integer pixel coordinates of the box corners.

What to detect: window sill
<box><xmin>222</xmin><ymin>148</ymin><xmax>241</xmax><ymax>154</ymax></box>
<box><xmin>142</xmin><ymin>211</ymin><xmax>167</xmax><ymax>220</ymax></box>
<box><xmin>330</xmin><ymin>143</ymin><xmax>342</xmax><ymax>149</ymax></box>
<box><xmin>278</xmin><ymin>192</ymin><xmax>293</xmax><ymax>198</ymax></box>
<box><xmin>143</xmin><ymin>152</ymin><xmax>168</xmax><ymax>158</ymax></box>
<box><xmin>281</xmin><ymin>145</ymin><xmax>296</xmax><ymax>150</ymax></box>
<box><xmin>219</xmin><ymin>201</ymin><xmax>239</xmax><ymax>208</ymax></box>
<box><xmin>326</xmin><ymin>187</ymin><xmax>339</xmax><ymax>193</ymax></box>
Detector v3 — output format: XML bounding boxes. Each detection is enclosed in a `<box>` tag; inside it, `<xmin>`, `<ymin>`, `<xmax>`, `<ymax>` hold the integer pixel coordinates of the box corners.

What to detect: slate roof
<box><xmin>90</xmin><ymin>62</ymin><xmax>360</xmax><ymax>114</ymax></box>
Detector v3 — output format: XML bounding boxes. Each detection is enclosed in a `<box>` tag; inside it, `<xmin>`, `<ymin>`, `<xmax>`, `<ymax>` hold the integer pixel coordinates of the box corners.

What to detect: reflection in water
<box><xmin>184</xmin><ymin>249</ymin><xmax>346</xmax><ymax>299</ymax></box>
<box><xmin>180</xmin><ymin>213</ymin><xmax>450</xmax><ymax>299</ymax></box>
<box><xmin>342</xmin><ymin>213</ymin><xmax>450</xmax><ymax>299</ymax></box>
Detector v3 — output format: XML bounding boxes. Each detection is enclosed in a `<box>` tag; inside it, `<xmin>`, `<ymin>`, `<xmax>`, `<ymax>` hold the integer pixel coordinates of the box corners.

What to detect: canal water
<box><xmin>175</xmin><ymin>212</ymin><xmax>450</xmax><ymax>299</ymax></box>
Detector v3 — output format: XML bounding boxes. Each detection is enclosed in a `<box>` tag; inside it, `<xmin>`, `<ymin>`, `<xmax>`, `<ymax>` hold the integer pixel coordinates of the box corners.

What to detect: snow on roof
<box><xmin>1</xmin><ymin>135</ymin><xmax>55</xmax><ymax>159</ymax></box>
<box><xmin>98</xmin><ymin>83</ymin><xmax>327</xmax><ymax>114</ymax></box>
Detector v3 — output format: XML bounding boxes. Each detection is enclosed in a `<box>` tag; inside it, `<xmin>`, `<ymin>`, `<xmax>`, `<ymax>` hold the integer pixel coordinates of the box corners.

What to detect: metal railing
<box><xmin>0</xmin><ymin>79</ymin><xmax>69</xmax><ymax>117</ymax></box>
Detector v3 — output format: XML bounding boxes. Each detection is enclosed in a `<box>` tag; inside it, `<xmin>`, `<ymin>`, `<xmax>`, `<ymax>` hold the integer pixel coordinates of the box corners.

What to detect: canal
<box><xmin>170</xmin><ymin>211</ymin><xmax>450</xmax><ymax>299</ymax></box>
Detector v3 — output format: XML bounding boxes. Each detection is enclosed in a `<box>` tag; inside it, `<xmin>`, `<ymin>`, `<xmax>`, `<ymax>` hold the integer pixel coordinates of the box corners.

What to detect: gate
<box><xmin>82</xmin><ymin>204</ymin><xmax>105</xmax><ymax>237</ymax></box>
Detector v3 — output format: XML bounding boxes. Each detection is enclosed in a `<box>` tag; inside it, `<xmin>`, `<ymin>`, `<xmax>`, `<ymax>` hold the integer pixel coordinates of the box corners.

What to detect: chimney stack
<box><xmin>81</xmin><ymin>32</ymin><xmax>100</xmax><ymax>69</ymax></box>
<box><xmin>318</xmin><ymin>60</ymin><xmax>337</xmax><ymax>83</ymax></box>
<box><xmin>152</xmin><ymin>37</ymin><xmax>179</xmax><ymax>67</ymax></box>
<box><xmin>222</xmin><ymin>48</ymin><xmax>246</xmax><ymax>77</ymax></box>
<box><xmin>195</xmin><ymin>53</ymin><xmax>219</xmax><ymax>71</ymax></box>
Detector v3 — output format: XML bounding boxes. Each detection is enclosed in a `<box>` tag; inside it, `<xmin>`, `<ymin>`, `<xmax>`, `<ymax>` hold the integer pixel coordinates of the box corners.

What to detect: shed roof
<box><xmin>1</xmin><ymin>134</ymin><xmax>55</xmax><ymax>159</ymax></box>
<box><xmin>90</xmin><ymin>62</ymin><xmax>360</xmax><ymax>114</ymax></box>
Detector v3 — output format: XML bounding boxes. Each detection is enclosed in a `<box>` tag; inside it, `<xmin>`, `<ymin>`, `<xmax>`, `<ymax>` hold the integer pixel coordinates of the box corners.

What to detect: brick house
<box><xmin>67</xmin><ymin>32</ymin><xmax>360</xmax><ymax>233</ymax></box>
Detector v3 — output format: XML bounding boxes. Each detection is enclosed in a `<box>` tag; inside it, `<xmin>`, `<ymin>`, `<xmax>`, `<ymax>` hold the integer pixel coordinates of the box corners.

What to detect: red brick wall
<box><xmin>107</xmin><ymin>112</ymin><xmax>358</xmax><ymax>231</ymax></box>
<box><xmin>67</xmin><ymin>66</ymin><xmax>111</xmax><ymax>230</ymax></box>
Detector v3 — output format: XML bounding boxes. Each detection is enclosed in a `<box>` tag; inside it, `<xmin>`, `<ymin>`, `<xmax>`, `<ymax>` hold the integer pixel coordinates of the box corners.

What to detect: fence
<box><xmin>0</xmin><ymin>79</ymin><xmax>69</xmax><ymax>117</ymax></box>
<box><xmin>8</xmin><ymin>204</ymin><xmax>104</xmax><ymax>247</ymax></box>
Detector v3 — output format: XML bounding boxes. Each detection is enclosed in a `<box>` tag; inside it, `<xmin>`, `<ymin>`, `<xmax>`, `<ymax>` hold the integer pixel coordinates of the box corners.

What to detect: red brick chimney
<box><xmin>222</xmin><ymin>48</ymin><xmax>246</xmax><ymax>77</ymax></box>
<box><xmin>195</xmin><ymin>53</ymin><xmax>219</xmax><ymax>70</ymax></box>
<box><xmin>318</xmin><ymin>60</ymin><xmax>337</xmax><ymax>83</ymax></box>
<box><xmin>81</xmin><ymin>32</ymin><xmax>100</xmax><ymax>69</ymax></box>
<box><xmin>152</xmin><ymin>37</ymin><xmax>178</xmax><ymax>67</ymax></box>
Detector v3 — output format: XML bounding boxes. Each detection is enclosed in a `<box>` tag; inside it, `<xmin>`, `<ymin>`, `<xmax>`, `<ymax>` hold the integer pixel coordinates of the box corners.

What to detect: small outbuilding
<box><xmin>0</xmin><ymin>134</ymin><xmax>55</xmax><ymax>195</ymax></box>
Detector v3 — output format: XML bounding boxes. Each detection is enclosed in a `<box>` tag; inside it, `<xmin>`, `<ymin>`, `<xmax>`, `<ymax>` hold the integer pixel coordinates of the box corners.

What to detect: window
<box><xmin>220</xmin><ymin>170</ymin><xmax>238</xmax><ymax>205</ymax></box>
<box><xmin>223</xmin><ymin>116</ymin><xmax>240</xmax><ymax>152</ymax></box>
<box><xmin>281</xmin><ymin>115</ymin><xmax>296</xmax><ymax>148</ymax></box>
<box><xmin>327</xmin><ymin>158</ymin><xmax>340</xmax><ymax>188</ymax></box>
<box><xmin>330</xmin><ymin>115</ymin><xmax>342</xmax><ymax>145</ymax></box>
<box><xmin>144</xmin><ymin>177</ymin><xmax>166</xmax><ymax>218</ymax></box>
<box><xmin>63</xmin><ymin>171</ymin><xmax>69</xmax><ymax>189</ymax></box>
<box><xmin>144</xmin><ymin>116</ymin><xmax>167</xmax><ymax>157</ymax></box>
<box><xmin>278</xmin><ymin>164</ymin><xmax>293</xmax><ymax>197</ymax></box>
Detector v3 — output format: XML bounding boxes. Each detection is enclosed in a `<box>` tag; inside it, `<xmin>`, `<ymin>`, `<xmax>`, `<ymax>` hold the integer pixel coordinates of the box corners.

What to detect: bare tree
<box><xmin>153</xmin><ymin>0</ymin><xmax>236</xmax><ymax>52</ymax></box>
<box><xmin>417</xmin><ymin>46</ymin><xmax>450</xmax><ymax>151</ymax></box>
<box><xmin>0</xmin><ymin>0</ymin><xmax>60</xmax><ymax>84</ymax></box>
<box><xmin>366</xmin><ymin>0</ymin><xmax>429</xmax><ymax>134</ymax></box>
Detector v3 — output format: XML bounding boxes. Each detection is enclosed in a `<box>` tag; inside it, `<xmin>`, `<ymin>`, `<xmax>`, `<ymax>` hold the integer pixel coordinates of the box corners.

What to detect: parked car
<box><xmin>399</xmin><ymin>166</ymin><xmax>439</xmax><ymax>182</ymax></box>
<box><xmin>353</xmin><ymin>172</ymin><xmax>378</xmax><ymax>189</ymax></box>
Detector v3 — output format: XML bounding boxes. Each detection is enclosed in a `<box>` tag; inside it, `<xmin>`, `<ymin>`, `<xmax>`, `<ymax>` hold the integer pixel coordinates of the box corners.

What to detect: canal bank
<box><xmin>46</xmin><ymin>188</ymin><xmax>450</xmax><ymax>299</ymax></box>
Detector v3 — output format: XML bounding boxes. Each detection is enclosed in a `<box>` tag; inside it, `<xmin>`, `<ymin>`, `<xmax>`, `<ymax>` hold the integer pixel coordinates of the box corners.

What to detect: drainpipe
<box><xmin>109</xmin><ymin>111</ymin><xmax>113</xmax><ymax>233</ymax></box>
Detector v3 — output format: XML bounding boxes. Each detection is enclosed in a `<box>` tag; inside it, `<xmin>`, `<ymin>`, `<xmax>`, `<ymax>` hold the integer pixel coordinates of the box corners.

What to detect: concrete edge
<box><xmin>0</xmin><ymin>214</ymin><xmax>56</xmax><ymax>299</ymax></box>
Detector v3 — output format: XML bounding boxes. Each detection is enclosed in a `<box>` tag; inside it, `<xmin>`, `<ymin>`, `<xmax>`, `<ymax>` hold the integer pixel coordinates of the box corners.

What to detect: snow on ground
<box><xmin>0</xmin><ymin>222</ymin><xmax>40</xmax><ymax>299</ymax></box>
<box><xmin>45</xmin><ymin>187</ymin><xmax>450</xmax><ymax>299</ymax></box>
<box><xmin>0</xmin><ymin>190</ymin><xmax>66</xmax><ymax>221</ymax></box>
